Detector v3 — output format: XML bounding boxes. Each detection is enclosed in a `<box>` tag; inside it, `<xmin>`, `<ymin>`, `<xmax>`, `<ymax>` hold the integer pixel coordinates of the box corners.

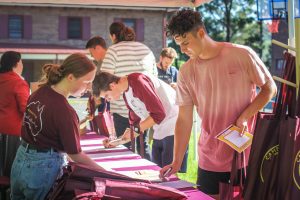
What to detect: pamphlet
<box><xmin>117</xmin><ymin>170</ymin><xmax>162</xmax><ymax>182</ymax></box>
<box><xmin>215</xmin><ymin>125</ymin><xmax>253</xmax><ymax>153</ymax></box>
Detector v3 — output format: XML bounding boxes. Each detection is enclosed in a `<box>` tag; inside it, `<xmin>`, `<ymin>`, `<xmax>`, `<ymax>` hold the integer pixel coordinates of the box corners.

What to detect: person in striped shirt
<box><xmin>101</xmin><ymin>22</ymin><xmax>157</xmax><ymax>160</ymax></box>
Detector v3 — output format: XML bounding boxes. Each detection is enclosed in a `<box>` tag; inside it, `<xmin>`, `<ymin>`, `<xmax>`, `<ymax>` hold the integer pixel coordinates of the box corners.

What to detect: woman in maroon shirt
<box><xmin>10</xmin><ymin>53</ymin><xmax>104</xmax><ymax>200</ymax></box>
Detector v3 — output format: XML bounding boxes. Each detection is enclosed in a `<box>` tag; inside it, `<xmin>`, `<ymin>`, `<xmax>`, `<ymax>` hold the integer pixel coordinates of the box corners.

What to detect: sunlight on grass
<box><xmin>177</xmin><ymin>130</ymin><xmax>200</xmax><ymax>184</ymax></box>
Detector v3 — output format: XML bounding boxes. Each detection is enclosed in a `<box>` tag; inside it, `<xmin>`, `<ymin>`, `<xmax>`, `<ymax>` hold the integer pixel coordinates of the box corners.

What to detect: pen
<box><xmin>163</xmin><ymin>167</ymin><xmax>172</xmax><ymax>177</ymax></box>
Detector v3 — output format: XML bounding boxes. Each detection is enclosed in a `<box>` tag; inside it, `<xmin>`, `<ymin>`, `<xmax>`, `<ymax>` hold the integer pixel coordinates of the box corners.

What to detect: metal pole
<box><xmin>295</xmin><ymin>18</ymin><xmax>300</xmax><ymax>96</ymax></box>
<box><xmin>288</xmin><ymin>0</ymin><xmax>295</xmax><ymax>41</ymax></box>
<box><xmin>193</xmin><ymin>107</ymin><xmax>198</xmax><ymax>161</ymax></box>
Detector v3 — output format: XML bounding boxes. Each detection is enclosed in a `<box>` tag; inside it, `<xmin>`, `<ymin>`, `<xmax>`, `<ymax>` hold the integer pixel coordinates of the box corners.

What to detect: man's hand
<box><xmin>170</xmin><ymin>82</ymin><xmax>177</xmax><ymax>89</ymax></box>
<box><xmin>159</xmin><ymin>162</ymin><xmax>181</xmax><ymax>179</ymax></box>
<box><xmin>235</xmin><ymin>118</ymin><xmax>248</xmax><ymax>136</ymax></box>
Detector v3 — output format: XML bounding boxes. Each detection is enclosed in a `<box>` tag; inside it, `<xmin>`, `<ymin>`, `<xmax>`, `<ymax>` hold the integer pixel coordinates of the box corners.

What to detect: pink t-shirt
<box><xmin>176</xmin><ymin>43</ymin><xmax>272</xmax><ymax>172</ymax></box>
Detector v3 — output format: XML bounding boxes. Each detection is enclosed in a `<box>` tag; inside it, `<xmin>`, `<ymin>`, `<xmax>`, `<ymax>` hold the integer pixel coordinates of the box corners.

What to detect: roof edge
<box><xmin>0</xmin><ymin>3</ymin><xmax>175</xmax><ymax>11</ymax></box>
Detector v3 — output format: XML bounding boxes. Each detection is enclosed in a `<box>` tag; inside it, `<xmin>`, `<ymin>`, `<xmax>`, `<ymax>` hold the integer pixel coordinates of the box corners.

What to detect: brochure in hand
<box><xmin>215</xmin><ymin>124</ymin><xmax>253</xmax><ymax>153</ymax></box>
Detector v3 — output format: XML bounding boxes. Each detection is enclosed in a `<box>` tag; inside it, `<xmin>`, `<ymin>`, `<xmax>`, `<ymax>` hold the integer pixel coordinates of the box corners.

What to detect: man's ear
<box><xmin>197</xmin><ymin>28</ymin><xmax>205</xmax><ymax>39</ymax></box>
<box><xmin>66</xmin><ymin>73</ymin><xmax>75</xmax><ymax>81</ymax></box>
<box><xmin>109</xmin><ymin>82</ymin><xmax>115</xmax><ymax>90</ymax></box>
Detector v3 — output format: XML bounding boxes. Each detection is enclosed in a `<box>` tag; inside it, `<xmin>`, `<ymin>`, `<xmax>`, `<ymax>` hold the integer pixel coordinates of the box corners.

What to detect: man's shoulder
<box><xmin>223</xmin><ymin>42</ymin><xmax>253</xmax><ymax>55</ymax></box>
<box><xmin>179</xmin><ymin>59</ymin><xmax>196</xmax><ymax>74</ymax></box>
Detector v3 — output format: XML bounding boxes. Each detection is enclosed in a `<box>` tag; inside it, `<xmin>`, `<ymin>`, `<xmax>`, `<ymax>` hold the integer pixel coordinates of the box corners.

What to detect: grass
<box><xmin>177</xmin><ymin>130</ymin><xmax>200</xmax><ymax>184</ymax></box>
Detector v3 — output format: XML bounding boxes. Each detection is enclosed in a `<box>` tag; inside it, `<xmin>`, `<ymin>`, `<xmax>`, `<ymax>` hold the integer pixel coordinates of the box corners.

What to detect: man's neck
<box><xmin>119</xmin><ymin>76</ymin><xmax>129</xmax><ymax>92</ymax></box>
<box><xmin>198</xmin><ymin>36</ymin><xmax>223</xmax><ymax>60</ymax></box>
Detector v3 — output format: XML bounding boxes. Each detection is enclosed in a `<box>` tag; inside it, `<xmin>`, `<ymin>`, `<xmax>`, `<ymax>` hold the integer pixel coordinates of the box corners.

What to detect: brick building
<box><xmin>0</xmin><ymin>0</ymin><xmax>188</xmax><ymax>85</ymax></box>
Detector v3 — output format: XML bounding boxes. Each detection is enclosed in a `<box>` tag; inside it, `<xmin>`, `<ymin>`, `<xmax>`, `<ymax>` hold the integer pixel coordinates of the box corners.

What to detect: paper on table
<box><xmin>158</xmin><ymin>180</ymin><xmax>196</xmax><ymax>189</ymax></box>
<box><xmin>117</xmin><ymin>170</ymin><xmax>162</xmax><ymax>182</ymax></box>
<box><xmin>95</xmin><ymin>158</ymin><xmax>155</xmax><ymax>170</ymax></box>
<box><xmin>216</xmin><ymin>125</ymin><xmax>253</xmax><ymax>153</ymax></box>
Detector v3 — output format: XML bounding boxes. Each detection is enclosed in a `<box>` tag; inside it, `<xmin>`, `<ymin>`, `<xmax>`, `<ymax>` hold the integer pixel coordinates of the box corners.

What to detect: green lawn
<box><xmin>177</xmin><ymin>131</ymin><xmax>200</xmax><ymax>184</ymax></box>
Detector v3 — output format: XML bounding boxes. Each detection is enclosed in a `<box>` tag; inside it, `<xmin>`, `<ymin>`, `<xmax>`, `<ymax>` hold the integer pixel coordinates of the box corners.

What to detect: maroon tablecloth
<box><xmin>80</xmin><ymin>132</ymin><xmax>213</xmax><ymax>200</ymax></box>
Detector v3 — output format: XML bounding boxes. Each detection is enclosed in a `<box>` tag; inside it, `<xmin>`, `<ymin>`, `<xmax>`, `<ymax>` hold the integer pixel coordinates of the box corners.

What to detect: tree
<box><xmin>168</xmin><ymin>0</ymin><xmax>271</xmax><ymax>67</ymax></box>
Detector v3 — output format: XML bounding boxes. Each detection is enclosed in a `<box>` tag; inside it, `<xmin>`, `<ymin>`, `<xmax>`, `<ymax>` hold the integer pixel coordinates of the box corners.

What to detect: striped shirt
<box><xmin>101</xmin><ymin>41</ymin><xmax>157</xmax><ymax>117</ymax></box>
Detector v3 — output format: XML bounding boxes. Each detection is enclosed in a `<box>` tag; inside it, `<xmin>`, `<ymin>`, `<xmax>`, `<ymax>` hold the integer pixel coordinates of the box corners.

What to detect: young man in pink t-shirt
<box><xmin>159</xmin><ymin>9</ymin><xmax>277</xmax><ymax>199</ymax></box>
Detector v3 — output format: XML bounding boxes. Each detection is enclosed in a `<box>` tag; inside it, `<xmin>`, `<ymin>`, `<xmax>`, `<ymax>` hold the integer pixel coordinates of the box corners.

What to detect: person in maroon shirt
<box><xmin>10</xmin><ymin>53</ymin><xmax>104</xmax><ymax>200</ymax></box>
<box><xmin>92</xmin><ymin>72</ymin><xmax>182</xmax><ymax>170</ymax></box>
<box><xmin>0</xmin><ymin>51</ymin><xmax>30</xmax><ymax>177</ymax></box>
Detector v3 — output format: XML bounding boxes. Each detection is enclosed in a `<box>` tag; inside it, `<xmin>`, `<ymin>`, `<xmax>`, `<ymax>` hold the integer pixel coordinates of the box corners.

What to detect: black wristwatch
<box><xmin>133</xmin><ymin>125</ymin><xmax>141</xmax><ymax>133</ymax></box>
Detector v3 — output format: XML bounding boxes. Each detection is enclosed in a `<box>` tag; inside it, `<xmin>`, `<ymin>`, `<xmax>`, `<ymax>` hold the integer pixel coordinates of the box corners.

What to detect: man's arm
<box><xmin>236</xmin><ymin>78</ymin><xmax>277</xmax><ymax>129</ymax></box>
<box><xmin>160</xmin><ymin>105</ymin><xmax>194</xmax><ymax>177</ymax></box>
<box><xmin>139</xmin><ymin>116</ymin><xmax>156</xmax><ymax>132</ymax></box>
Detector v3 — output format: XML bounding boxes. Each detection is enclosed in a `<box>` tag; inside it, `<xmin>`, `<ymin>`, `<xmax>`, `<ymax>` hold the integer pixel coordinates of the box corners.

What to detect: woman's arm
<box><xmin>68</xmin><ymin>151</ymin><xmax>105</xmax><ymax>171</ymax></box>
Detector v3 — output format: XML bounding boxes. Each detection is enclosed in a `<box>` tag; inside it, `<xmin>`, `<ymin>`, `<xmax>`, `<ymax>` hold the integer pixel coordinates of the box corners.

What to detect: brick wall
<box><xmin>0</xmin><ymin>6</ymin><xmax>164</xmax><ymax>59</ymax></box>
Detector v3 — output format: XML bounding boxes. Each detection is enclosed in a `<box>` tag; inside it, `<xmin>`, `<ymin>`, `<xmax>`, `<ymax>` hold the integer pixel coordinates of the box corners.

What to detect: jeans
<box><xmin>10</xmin><ymin>145</ymin><xmax>66</xmax><ymax>200</ymax></box>
<box><xmin>113</xmin><ymin>113</ymin><xmax>151</xmax><ymax>160</ymax></box>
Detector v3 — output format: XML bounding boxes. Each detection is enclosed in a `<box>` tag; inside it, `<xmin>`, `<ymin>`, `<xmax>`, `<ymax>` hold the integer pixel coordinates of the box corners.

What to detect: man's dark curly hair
<box><xmin>167</xmin><ymin>8</ymin><xmax>206</xmax><ymax>37</ymax></box>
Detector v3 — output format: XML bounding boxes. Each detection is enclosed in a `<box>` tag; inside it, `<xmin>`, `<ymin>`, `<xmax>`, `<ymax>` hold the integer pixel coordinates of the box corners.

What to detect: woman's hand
<box><xmin>102</xmin><ymin>138</ymin><xmax>116</xmax><ymax>148</ymax></box>
<box><xmin>121</xmin><ymin>128</ymin><xmax>131</xmax><ymax>141</ymax></box>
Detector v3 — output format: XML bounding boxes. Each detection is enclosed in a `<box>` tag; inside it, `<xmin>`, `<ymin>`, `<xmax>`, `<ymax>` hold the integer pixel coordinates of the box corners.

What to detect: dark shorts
<box><xmin>197</xmin><ymin>167</ymin><xmax>245</xmax><ymax>195</ymax></box>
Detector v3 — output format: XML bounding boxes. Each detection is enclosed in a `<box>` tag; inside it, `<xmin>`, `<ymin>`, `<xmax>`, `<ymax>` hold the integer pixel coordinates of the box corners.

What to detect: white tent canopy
<box><xmin>0</xmin><ymin>0</ymin><xmax>211</xmax><ymax>9</ymax></box>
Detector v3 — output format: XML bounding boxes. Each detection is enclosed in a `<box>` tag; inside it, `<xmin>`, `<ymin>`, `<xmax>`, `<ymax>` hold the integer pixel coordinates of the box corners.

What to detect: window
<box><xmin>8</xmin><ymin>15</ymin><xmax>23</xmax><ymax>39</ymax></box>
<box><xmin>67</xmin><ymin>17</ymin><xmax>82</xmax><ymax>39</ymax></box>
<box><xmin>114</xmin><ymin>18</ymin><xmax>144</xmax><ymax>42</ymax></box>
<box><xmin>0</xmin><ymin>15</ymin><xmax>31</xmax><ymax>39</ymax></box>
<box><xmin>59</xmin><ymin>16</ymin><xmax>90</xmax><ymax>40</ymax></box>
<box><xmin>123</xmin><ymin>19</ymin><xmax>136</xmax><ymax>31</ymax></box>
<box><xmin>276</xmin><ymin>59</ymin><xmax>285</xmax><ymax>70</ymax></box>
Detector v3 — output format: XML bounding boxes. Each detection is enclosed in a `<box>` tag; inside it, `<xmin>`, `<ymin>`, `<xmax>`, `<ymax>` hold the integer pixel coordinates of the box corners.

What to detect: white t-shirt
<box><xmin>124</xmin><ymin>73</ymin><xmax>178</xmax><ymax>140</ymax></box>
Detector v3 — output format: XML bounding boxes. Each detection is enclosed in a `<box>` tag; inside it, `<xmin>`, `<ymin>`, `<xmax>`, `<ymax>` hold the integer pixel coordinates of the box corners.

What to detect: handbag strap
<box><xmin>229</xmin><ymin>152</ymin><xmax>245</xmax><ymax>188</ymax></box>
<box><xmin>88</xmin><ymin>95</ymin><xmax>96</xmax><ymax>116</ymax></box>
<box><xmin>139</xmin><ymin>131</ymin><xmax>145</xmax><ymax>158</ymax></box>
<box><xmin>274</xmin><ymin>52</ymin><xmax>296</xmax><ymax>118</ymax></box>
<box><xmin>129</xmin><ymin>125</ymin><xmax>145</xmax><ymax>158</ymax></box>
<box><xmin>130</xmin><ymin>125</ymin><xmax>136</xmax><ymax>154</ymax></box>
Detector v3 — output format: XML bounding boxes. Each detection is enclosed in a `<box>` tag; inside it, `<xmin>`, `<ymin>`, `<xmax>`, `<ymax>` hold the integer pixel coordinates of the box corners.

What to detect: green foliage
<box><xmin>167</xmin><ymin>0</ymin><xmax>271</xmax><ymax>67</ymax></box>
